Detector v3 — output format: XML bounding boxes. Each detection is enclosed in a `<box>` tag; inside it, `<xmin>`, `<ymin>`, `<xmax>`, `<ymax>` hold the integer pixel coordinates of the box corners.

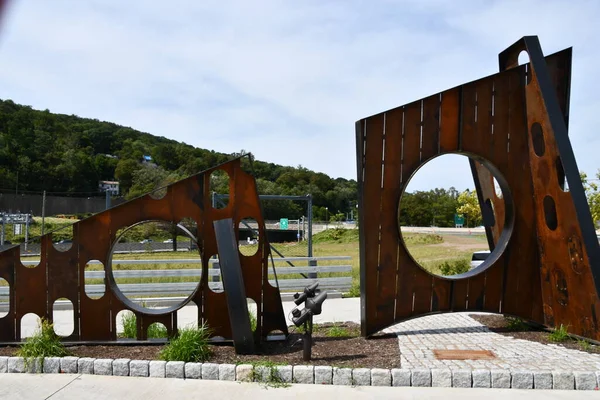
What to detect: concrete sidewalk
<box><xmin>0</xmin><ymin>374</ymin><xmax>595</xmax><ymax>400</ymax></box>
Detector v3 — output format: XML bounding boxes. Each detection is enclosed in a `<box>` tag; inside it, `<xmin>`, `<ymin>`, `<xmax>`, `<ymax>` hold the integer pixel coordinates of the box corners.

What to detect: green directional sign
<box><xmin>279</xmin><ymin>218</ymin><xmax>289</xmax><ymax>230</ymax></box>
<box><xmin>454</xmin><ymin>214</ymin><xmax>465</xmax><ymax>225</ymax></box>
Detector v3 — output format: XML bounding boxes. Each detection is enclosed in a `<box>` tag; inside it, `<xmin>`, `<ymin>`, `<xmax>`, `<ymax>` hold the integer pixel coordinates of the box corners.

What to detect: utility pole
<box><xmin>41</xmin><ymin>190</ymin><xmax>47</xmax><ymax>236</ymax></box>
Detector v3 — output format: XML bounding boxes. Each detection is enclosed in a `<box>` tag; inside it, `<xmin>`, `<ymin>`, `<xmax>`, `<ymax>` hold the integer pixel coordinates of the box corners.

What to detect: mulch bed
<box><xmin>0</xmin><ymin>322</ymin><xmax>400</xmax><ymax>369</ymax></box>
<box><xmin>469</xmin><ymin>314</ymin><xmax>600</xmax><ymax>354</ymax></box>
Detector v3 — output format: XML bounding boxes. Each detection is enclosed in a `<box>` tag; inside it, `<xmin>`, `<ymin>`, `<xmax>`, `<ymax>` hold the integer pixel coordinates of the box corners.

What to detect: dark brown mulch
<box><xmin>0</xmin><ymin>322</ymin><xmax>400</xmax><ymax>369</ymax></box>
<box><xmin>470</xmin><ymin>314</ymin><xmax>600</xmax><ymax>354</ymax></box>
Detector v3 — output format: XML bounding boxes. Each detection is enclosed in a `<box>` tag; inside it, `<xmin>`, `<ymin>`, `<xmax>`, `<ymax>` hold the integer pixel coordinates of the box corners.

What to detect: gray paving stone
<box><xmin>533</xmin><ymin>371</ymin><xmax>552</xmax><ymax>390</ymax></box>
<box><xmin>275</xmin><ymin>365</ymin><xmax>293</xmax><ymax>383</ymax></box>
<box><xmin>184</xmin><ymin>363</ymin><xmax>201</xmax><ymax>379</ymax></box>
<box><xmin>254</xmin><ymin>366</ymin><xmax>270</xmax><ymax>382</ymax></box>
<box><xmin>235</xmin><ymin>364</ymin><xmax>253</xmax><ymax>382</ymax></box>
<box><xmin>149</xmin><ymin>360</ymin><xmax>166</xmax><ymax>378</ymax></box>
<box><xmin>8</xmin><ymin>357</ymin><xmax>24</xmax><ymax>373</ymax></box>
<box><xmin>0</xmin><ymin>356</ymin><xmax>8</xmax><ymax>373</ymax></box>
<box><xmin>512</xmin><ymin>371</ymin><xmax>533</xmax><ymax>389</ymax></box>
<box><xmin>371</xmin><ymin>369</ymin><xmax>391</xmax><ymax>386</ymax></box>
<box><xmin>130</xmin><ymin>360</ymin><xmax>149</xmax><ymax>377</ymax></box>
<box><xmin>293</xmin><ymin>365</ymin><xmax>314</xmax><ymax>384</ymax></box>
<box><xmin>333</xmin><ymin>367</ymin><xmax>352</xmax><ymax>386</ymax></box>
<box><xmin>574</xmin><ymin>371</ymin><xmax>597</xmax><ymax>390</ymax></box>
<box><xmin>491</xmin><ymin>370</ymin><xmax>511</xmax><ymax>389</ymax></box>
<box><xmin>472</xmin><ymin>369</ymin><xmax>490</xmax><ymax>388</ymax></box>
<box><xmin>166</xmin><ymin>361</ymin><xmax>185</xmax><ymax>379</ymax></box>
<box><xmin>411</xmin><ymin>369</ymin><xmax>431</xmax><ymax>387</ymax></box>
<box><xmin>553</xmin><ymin>371</ymin><xmax>574</xmax><ymax>390</ymax></box>
<box><xmin>431</xmin><ymin>369</ymin><xmax>451</xmax><ymax>387</ymax></box>
<box><xmin>78</xmin><ymin>358</ymin><xmax>95</xmax><ymax>375</ymax></box>
<box><xmin>202</xmin><ymin>363</ymin><xmax>219</xmax><ymax>380</ymax></box>
<box><xmin>60</xmin><ymin>357</ymin><xmax>78</xmax><ymax>374</ymax></box>
<box><xmin>93</xmin><ymin>359</ymin><xmax>112</xmax><ymax>376</ymax></box>
<box><xmin>392</xmin><ymin>369</ymin><xmax>411</xmax><ymax>387</ymax></box>
<box><xmin>352</xmin><ymin>368</ymin><xmax>370</xmax><ymax>386</ymax></box>
<box><xmin>112</xmin><ymin>359</ymin><xmax>130</xmax><ymax>377</ymax></box>
<box><xmin>452</xmin><ymin>369</ymin><xmax>472</xmax><ymax>388</ymax></box>
<box><xmin>218</xmin><ymin>364</ymin><xmax>235</xmax><ymax>381</ymax></box>
<box><xmin>43</xmin><ymin>357</ymin><xmax>60</xmax><ymax>373</ymax></box>
<box><xmin>315</xmin><ymin>366</ymin><xmax>332</xmax><ymax>385</ymax></box>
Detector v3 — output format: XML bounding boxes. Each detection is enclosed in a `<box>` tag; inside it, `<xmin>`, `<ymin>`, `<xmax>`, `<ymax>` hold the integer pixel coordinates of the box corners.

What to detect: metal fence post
<box><xmin>308</xmin><ymin>258</ymin><xmax>317</xmax><ymax>279</ymax></box>
<box><xmin>307</xmin><ymin>194</ymin><xmax>313</xmax><ymax>258</ymax></box>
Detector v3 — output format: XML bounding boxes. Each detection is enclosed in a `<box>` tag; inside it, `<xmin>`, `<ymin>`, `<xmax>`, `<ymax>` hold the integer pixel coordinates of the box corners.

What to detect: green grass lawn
<box><xmin>15</xmin><ymin>228</ymin><xmax>490</xmax><ymax>296</ymax></box>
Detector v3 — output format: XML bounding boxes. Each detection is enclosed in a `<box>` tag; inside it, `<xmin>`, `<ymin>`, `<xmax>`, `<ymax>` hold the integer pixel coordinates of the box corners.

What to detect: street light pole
<box><xmin>325</xmin><ymin>207</ymin><xmax>328</xmax><ymax>230</ymax></box>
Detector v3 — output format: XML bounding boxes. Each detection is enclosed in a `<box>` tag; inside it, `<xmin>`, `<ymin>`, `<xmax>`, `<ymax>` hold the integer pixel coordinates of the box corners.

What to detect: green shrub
<box><xmin>121</xmin><ymin>311</ymin><xmax>137</xmax><ymax>338</ymax></box>
<box><xmin>147</xmin><ymin>322</ymin><xmax>168</xmax><ymax>339</ymax></box>
<box><xmin>248</xmin><ymin>307</ymin><xmax>257</xmax><ymax>332</ymax></box>
<box><xmin>549</xmin><ymin>324</ymin><xmax>570</xmax><ymax>342</ymax></box>
<box><xmin>159</xmin><ymin>323</ymin><xmax>212</xmax><ymax>363</ymax></box>
<box><xmin>439</xmin><ymin>259</ymin><xmax>470</xmax><ymax>276</ymax></box>
<box><xmin>505</xmin><ymin>316</ymin><xmax>529</xmax><ymax>331</ymax></box>
<box><xmin>17</xmin><ymin>319</ymin><xmax>69</xmax><ymax>366</ymax></box>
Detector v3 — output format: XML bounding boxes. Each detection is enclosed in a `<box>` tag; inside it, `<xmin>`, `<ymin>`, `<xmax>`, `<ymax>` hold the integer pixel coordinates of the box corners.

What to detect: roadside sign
<box><xmin>454</xmin><ymin>214</ymin><xmax>465</xmax><ymax>225</ymax></box>
<box><xmin>279</xmin><ymin>218</ymin><xmax>289</xmax><ymax>230</ymax></box>
<box><xmin>14</xmin><ymin>224</ymin><xmax>22</xmax><ymax>235</ymax></box>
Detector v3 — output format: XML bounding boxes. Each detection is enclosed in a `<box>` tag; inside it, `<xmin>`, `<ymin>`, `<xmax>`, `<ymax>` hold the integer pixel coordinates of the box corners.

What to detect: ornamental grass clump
<box><xmin>159</xmin><ymin>322</ymin><xmax>212</xmax><ymax>363</ymax></box>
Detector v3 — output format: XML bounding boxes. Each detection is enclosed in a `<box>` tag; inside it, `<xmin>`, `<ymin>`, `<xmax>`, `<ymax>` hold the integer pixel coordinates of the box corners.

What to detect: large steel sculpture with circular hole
<box><xmin>357</xmin><ymin>36</ymin><xmax>600</xmax><ymax>340</ymax></box>
<box><xmin>0</xmin><ymin>156</ymin><xmax>288</xmax><ymax>343</ymax></box>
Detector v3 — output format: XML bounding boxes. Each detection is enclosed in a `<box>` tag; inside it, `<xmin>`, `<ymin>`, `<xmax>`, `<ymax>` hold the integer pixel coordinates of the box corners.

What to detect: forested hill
<box><xmin>0</xmin><ymin>99</ymin><xmax>357</xmax><ymax>220</ymax></box>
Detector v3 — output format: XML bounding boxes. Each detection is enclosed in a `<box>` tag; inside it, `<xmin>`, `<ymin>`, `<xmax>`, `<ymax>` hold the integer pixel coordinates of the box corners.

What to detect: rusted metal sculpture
<box><xmin>357</xmin><ymin>36</ymin><xmax>600</xmax><ymax>341</ymax></box>
<box><xmin>0</xmin><ymin>156</ymin><xmax>288</xmax><ymax>344</ymax></box>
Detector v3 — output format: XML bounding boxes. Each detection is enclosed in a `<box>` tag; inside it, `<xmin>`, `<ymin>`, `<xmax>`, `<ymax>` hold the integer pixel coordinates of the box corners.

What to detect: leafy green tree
<box><xmin>581</xmin><ymin>170</ymin><xmax>600</xmax><ymax>226</ymax></box>
<box><xmin>457</xmin><ymin>189</ymin><xmax>482</xmax><ymax>227</ymax></box>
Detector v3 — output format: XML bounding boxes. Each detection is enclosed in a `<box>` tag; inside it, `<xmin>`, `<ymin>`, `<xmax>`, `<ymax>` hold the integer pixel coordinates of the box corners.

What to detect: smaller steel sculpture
<box><xmin>291</xmin><ymin>282</ymin><xmax>327</xmax><ymax>361</ymax></box>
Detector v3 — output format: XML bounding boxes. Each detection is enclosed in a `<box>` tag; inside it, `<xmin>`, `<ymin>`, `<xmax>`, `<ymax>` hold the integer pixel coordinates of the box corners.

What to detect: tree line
<box><xmin>1</xmin><ymin>99</ymin><xmax>598</xmax><ymax>227</ymax></box>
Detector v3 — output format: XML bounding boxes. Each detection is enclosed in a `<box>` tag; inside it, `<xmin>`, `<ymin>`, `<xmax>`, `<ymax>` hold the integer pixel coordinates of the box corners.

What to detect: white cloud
<box><xmin>0</xmin><ymin>0</ymin><xmax>598</xmax><ymax>193</ymax></box>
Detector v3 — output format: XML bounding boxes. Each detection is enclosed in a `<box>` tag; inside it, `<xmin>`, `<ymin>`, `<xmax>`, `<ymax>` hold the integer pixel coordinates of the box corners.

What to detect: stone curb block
<box><xmin>431</xmin><ymin>369</ymin><xmax>451</xmax><ymax>387</ymax></box>
<box><xmin>512</xmin><ymin>371</ymin><xmax>533</xmax><ymax>389</ymax></box>
<box><xmin>371</xmin><ymin>368</ymin><xmax>391</xmax><ymax>386</ymax></box>
<box><xmin>0</xmin><ymin>356</ymin><xmax>8</xmax><ymax>373</ymax></box>
<box><xmin>553</xmin><ymin>371</ymin><xmax>574</xmax><ymax>390</ymax></box>
<box><xmin>94</xmin><ymin>359</ymin><xmax>113</xmax><ymax>376</ymax></box>
<box><xmin>352</xmin><ymin>368</ymin><xmax>370</xmax><ymax>386</ymax></box>
<box><xmin>533</xmin><ymin>371</ymin><xmax>552</xmax><ymax>390</ymax></box>
<box><xmin>113</xmin><ymin>359</ymin><xmax>130</xmax><ymax>377</ymax></box>
<box><xmin>235</xmin><ymin>364</ymin><xmax>252</xmax><ymax>382</ymax></box>
<box><xmin>202</xmin><ymin>363</ymin><xmax>219</xmax><ymax>380</ymax></box>
<box><xmin>149</xmin><ymin>360</ymin><xmax>166</xmax><ymax>378</ymax></box>
<box><xmin>1</xmin><ymin>354</ymin><xmax>599</xmax><ymax>390</ymax></box>
<box><xmin>315</xmin><ymin>366</ymin><xmax>332</xmax><ymax>385</ymax></box>
<box><xmin>293</xmin><ymin>365</ymin><xmax>314</xmax><ymax>384</ymax></box>
<box><xmin>78</xmin><ymin>358</ymin><xmax>95</xmax><ymax>375</ymax></box>
<box><xmin>184</xmin><ymin>362</ymin><xmax>202</xmax><ymax>379</ymax></box>
<box><xmin>130</xmin><ymin>360</ymin><xmax>149</xmax><ymax>377</ymax></box>
<box><xmin>43</xmin><ymin>357</ymin><xmax>61</xmax><ymax>374</ymax></box>
<box><xmin>166</xmin><ymin>361</ymin><xmax>185</xmax><ymax>379</ymax></box>
<box><xmin>275</xmin><ymin>365</ymin><xmax>293</xmax><ymax>383</ymax></box>
<box><xmin>333</xmin><ymin>367</ymin><xmax>352</xmax><ymax>386</ymax></box>
<box><xmin>60</xmin><ymin>357</ymin><xmax>79</xmax><ymax>374</ymax></box>
<box><xmin>574</xmin><ymin>371</ymin><xmax>597</xmax><ymax>391</ymax></box>
<box><xmin>392</xmin><ymin>368</ymin><xmax>411</xmax><ymax>387</ymax></box>
<box><xmin>218</xmin><ymin>364</ymin><xmax>235</xmax><ymax>381</ymax></box>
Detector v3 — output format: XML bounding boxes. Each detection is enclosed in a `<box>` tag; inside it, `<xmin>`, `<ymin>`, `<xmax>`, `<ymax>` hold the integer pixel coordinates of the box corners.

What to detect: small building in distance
<box><xmin>98</xmin><ymin>180</ymin><xmax>120</xmax><ymax>196</ymax></box>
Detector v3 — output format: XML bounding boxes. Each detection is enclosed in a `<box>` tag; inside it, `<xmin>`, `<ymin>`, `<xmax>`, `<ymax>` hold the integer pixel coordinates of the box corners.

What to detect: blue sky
<box><xmin>0</xmin><ymin>0</ymin><xmax>598</xmax><ymax>192</ymax></box>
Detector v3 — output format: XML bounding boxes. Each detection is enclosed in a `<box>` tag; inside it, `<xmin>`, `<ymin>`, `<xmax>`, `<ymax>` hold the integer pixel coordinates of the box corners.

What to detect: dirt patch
<box><xmin>470</xmin><ymin>314</ymin><xmax>600</xmax><ymax>355</ymax></box>
<box><xmin>0</xmin><ymin>323</ymin><xmax>400</xmax><ymax>369</ymax></box>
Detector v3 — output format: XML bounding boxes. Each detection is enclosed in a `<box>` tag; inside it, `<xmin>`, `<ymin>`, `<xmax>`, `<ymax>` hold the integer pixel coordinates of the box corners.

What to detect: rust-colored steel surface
<box><xmin>0</xmin><ymin>156</ymin><xmax>288</xmax><ymax>343</ymax></box>
<box><xmin>357</xmin><ymin>36</ymin><xmax>600</xmax><ymax>340</ymax></box>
